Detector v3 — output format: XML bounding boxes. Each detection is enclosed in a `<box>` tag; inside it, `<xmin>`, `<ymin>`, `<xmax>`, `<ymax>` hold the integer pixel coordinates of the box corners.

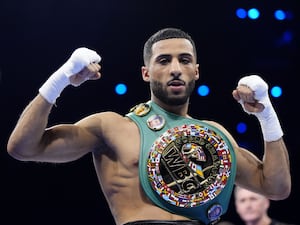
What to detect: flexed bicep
<box><xmin>36</xmin><ymin>123</ymin><xmax>98</xmax><ymax>163</ymax></box>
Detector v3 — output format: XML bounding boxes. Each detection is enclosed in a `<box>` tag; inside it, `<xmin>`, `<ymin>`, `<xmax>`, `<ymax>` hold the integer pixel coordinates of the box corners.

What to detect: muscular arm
<box><xmin>231</xmin><ymin>75</ymin><xmax>291</xmax><ymax>200</ymax></box>
<box><xmin>7</xmin><ymin>95</ymin><xmax>101</xmax><ymax>163</ymax></box>
<box><xmin>209</xmin><ymin>120</ymin><xmax>291</xmax><ymax>200</ymax></box>
<box><xmin>7</xmin><ymin>48</ymin><xmax>102</xmax><ymax>163</ymax></box>
<box><xmin>235</xmin><ymin>139</ymin><xmax>291</xmax><ymax>200</ymax></box>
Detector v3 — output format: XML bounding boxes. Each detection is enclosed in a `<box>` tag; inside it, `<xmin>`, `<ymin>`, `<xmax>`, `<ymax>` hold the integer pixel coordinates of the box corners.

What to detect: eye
<box><xmin>158</xmin><ymin>57</ymin><xmax>170</xmax><ymax>65</ymax></box>
<box><xmin>180</xmin><ymin>56</ymin><xmax>192</xmax><ymax>65</ymax></box>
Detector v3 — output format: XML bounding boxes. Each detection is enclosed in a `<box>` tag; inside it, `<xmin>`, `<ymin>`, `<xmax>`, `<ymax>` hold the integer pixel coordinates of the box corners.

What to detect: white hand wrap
<box><xmin>39</xmin><ymin>47</ymin><xmax>101</xmax><ymax>104</ymax></box>
<box><xmin>238</xmin><ymin>75</ymin><xmax>283</xmax><ymax>142</ymax></box>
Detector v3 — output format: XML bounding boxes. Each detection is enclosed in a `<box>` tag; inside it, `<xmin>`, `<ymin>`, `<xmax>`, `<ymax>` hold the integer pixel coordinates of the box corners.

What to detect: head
<box><xmin>234</xmin><ymin>186</ymin><xmax>270</xmax><ymax>224</ymax></box>
<box><xmin>143</xmin><ymin>27</ymin><xmax>197</xmax><ymax>66</ymax></box>
<box><xmin>142</xmin><ymin>28</ymin><xmax>199</xmax><ymax>106</ymax></box>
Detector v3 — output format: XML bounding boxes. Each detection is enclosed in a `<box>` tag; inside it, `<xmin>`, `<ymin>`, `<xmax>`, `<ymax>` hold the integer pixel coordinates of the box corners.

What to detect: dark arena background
<box><xmin>0</xmin><ymin>0</ymin><xmax>299</xmax><ymax>224</ymax></box>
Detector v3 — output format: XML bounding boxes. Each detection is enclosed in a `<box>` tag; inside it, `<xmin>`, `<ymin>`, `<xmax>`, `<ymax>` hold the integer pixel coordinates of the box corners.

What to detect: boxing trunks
<box><xmin>126</xmin><ymin>101</ymin><xmax>236</xmax><ymax>225</ymax></box>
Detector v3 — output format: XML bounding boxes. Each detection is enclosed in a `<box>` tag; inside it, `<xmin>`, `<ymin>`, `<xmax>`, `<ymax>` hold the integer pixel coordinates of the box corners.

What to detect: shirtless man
<box><xmin>7</xmin><ymin>28</ymin><xmax>291</xmax><ymax>225</ymax></box>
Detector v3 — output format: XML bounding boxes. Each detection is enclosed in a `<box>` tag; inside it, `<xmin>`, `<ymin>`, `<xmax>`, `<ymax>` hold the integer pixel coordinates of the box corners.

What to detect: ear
<box><xmin>265</xmin><ymin>198</ymin><xmax>270</xmax><ymax>209</ymax></box>
<box><xmin>195</xmin><ymin>64</ymin><xmax>200</xmax><ymax>81</ymax></box>
<box><xmin>141</xmin><ymin>66</ymin><xmax>150</xmax><ymax>82</ymax></box>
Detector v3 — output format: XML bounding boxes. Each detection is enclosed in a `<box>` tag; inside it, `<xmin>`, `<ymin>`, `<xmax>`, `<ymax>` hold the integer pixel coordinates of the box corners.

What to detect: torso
<box><xmin>90</xmin><ymin>110</ymin><xmax>238</xmax><ymax>225</ymax></box>
<box><xmin>92</xmin><ymin>112</ymin><xmax>190</xmax><ymax>225</ymax></box>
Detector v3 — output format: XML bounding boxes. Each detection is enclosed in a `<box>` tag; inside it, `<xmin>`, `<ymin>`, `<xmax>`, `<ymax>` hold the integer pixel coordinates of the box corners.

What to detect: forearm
<box><xmin>234</xmin><ymin>75</ymin><xmax>291</xmax><ymax>199</ymax></box>
<box><xmin>261</xmin><ymin>138</ymin><xmax>291</xmax><ymax>199</ymax></box>
<box><xmin>7</xmin><ymin>94</ymin><xmax>53</xmax><ymax>160</ymax></box>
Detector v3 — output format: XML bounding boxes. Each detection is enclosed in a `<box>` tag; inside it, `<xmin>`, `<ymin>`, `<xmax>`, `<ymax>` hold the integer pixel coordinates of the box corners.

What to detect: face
<box><xmin>235</xmin><ymin>188</ymin><xmax>270</xmax><ymax>223</ymax></box>
<box><xmin>142</xmin><ymin>38</ymin><xmax>199</xmax><ymax>106</ymax></box>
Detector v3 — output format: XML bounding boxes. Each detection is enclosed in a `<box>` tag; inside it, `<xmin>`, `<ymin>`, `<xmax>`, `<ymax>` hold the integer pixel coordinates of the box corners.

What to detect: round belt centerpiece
<box><xmin>147</xmin><ymin>124</ymin><xmax>232</xmax><ymax>207</ymax></box>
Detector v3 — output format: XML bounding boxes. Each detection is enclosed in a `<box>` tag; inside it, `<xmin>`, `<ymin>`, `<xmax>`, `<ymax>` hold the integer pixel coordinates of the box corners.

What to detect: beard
<box><xmin>150</xmin><ymin>80</ymin><xmax>195</xmax><ymax>106</ymax></box>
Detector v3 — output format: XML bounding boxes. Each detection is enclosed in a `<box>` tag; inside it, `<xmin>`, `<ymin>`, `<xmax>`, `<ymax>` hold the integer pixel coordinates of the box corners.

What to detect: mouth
<box><xmin>167</xmin><ymin>80</ymin><xmax>186</xmax><ymax>93</ymax></box>
<box><xmin>167</xmin><ymin>79</ymin><xmax>185</xmax><ymax>86</ymax></box>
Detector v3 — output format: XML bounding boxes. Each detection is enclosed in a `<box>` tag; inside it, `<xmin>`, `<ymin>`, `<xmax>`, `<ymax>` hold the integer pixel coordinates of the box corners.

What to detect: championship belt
<box><xmin>126</xmin><ymin>101</ymin><xmax>236</xmax><ymax>225</ymax></box>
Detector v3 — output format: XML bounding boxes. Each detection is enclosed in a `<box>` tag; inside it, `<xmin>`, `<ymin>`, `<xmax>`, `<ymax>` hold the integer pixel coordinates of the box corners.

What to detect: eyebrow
<box><xmin>155</xmin><ymin>53</ymin><xmax>193</xmax><ymax>60</ymax></box>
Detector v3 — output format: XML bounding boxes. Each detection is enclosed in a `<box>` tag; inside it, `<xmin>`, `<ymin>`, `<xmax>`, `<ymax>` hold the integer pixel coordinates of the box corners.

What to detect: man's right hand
<box><xmin>69</xmin><ymin>62</ymin><xmax>101</xmax><ymax>87</ymax></box>
<box><xmin>63</xmin><ymin>47</ymin><xmax>101</xmax><ymax>86</ymax></box>
<box><xmin>39</xmin><ymin>47</ymin><xmax>101</xmax><ymax>104</ymax></box>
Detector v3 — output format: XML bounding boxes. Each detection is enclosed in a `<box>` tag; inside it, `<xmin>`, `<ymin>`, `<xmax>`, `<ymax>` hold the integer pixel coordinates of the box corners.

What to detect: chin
<box><xmin>241</xmin><ymin>215</ymin><xmax>259</xmax><ymax>222</ymax></box>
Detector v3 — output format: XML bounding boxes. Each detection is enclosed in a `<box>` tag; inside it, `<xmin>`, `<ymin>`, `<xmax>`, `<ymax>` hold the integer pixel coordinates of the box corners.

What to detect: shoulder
<box><xmin>76</xmin><ymin>111</ymin><xmax>133</xmax><ymax>130</ymax></box>
<box><xmin>76</xmin><ymin>111</ymin><xmax>138</xmax><ymax>153</ymax></box>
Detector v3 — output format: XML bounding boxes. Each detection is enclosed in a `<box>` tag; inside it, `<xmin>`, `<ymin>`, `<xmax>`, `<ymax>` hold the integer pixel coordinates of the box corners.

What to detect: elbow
<box><xmin>278</xmin><ymin>183</ymin><xmax>292</xmax><ymax>200</ymax></box>
<box><xmin>271</xmin><ymin>190</ymin><xmax>291</xmax><ymax>201</ymax></box>
<box><xmin>7</xmin><ymin>139</ymin><xmax>31</xmax><ymax>161</ymax></box>
<box><xmin>269</xmin><ymin>180</ymin><xmax>292</xmax><ymax>200</ymax></box>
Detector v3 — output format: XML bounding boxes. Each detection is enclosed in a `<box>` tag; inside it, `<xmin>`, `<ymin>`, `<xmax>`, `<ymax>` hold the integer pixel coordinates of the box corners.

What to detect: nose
<box><xmin>170</xmin><ymin>59</ymin><xmax>182</xmax><ymax>78</ymax></box>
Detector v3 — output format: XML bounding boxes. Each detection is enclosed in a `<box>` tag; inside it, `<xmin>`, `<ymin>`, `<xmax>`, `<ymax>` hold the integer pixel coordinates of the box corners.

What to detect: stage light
<box><xmin>236</xmin><ymin>122</ymin><xmax>247</xmax><ymax>134</ymax></box>
<box><xmin>236</xmin><ymin>8</ymin><xmax>247</xmax><ymax>19</ymax></box>
<box><xmin>248</xmin><ymin>8</ymin><xmax>260</xmax><ymax>20</ymax></box>
<box><xmin>115</xmin><ymin>83</ymin><xmax>127</xmax><ymax>95</ymax></box>
<box><xmin>284</xmin><ymin>10</ymin><xmax>294</xmax><ymax>20</ymax></box>
<box><xmin>270</xmin><ymin>86</ymin><xmax>282</xmax><ymax>98</ymax></box>
<box><xmin>274</xmin><ymin>9</ymin><xmax>286</xmax><ymax>20</ymax></box>
<box><xmin>275</xmin><ymin>30</ymin><xmax>293</xmax><ymax>47</ymax></box>
<box><xmin>197</xmin><ymin>85</ymin><xmax>210</xmax><ymax>96</ymax></box>
<box><xmin>282</xmin><ymin>30</ymin><xmax>293</xmax><ymax>43</ymax></box>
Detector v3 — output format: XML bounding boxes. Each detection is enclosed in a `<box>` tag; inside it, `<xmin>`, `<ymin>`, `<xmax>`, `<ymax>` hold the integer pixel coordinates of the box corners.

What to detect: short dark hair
<box><xmin>143</xmin><ymin>27</ymin><xmax>197</xmax><ymax>66</ymax></box>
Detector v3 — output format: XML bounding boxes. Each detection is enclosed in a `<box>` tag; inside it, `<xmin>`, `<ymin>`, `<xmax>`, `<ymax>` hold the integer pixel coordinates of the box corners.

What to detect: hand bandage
<box><xmin>39</xmin><ymin>47</ymin><xmax>101</xmax><ymax>104</ymax></box>
<box><xmin>238</xmin><ymin>75</ymin><xmax>283</xmax><ymax>142</ymax></box>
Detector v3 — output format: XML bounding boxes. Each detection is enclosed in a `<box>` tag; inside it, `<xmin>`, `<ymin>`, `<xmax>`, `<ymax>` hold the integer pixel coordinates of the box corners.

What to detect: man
<box><xmin>7</xmin><ymin>28</ymin><xmax>291</xmax><ymax>225</ymax></box>
<box><xmin>234</xmin><ymin>186</ymin><xmax>295</xmax><ymax>225</ymax></box>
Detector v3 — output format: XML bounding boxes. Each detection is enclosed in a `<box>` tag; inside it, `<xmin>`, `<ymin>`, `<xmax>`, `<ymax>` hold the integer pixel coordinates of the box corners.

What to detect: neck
<box><xmin>245</xmin><ymin>216</ymin><xmax>272</xmax><ymax>225</ymax></box>
<box><xmin>151</xmin><ymin>98</ymin><xmax>190</xmax><ymax>117</ymax></box>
